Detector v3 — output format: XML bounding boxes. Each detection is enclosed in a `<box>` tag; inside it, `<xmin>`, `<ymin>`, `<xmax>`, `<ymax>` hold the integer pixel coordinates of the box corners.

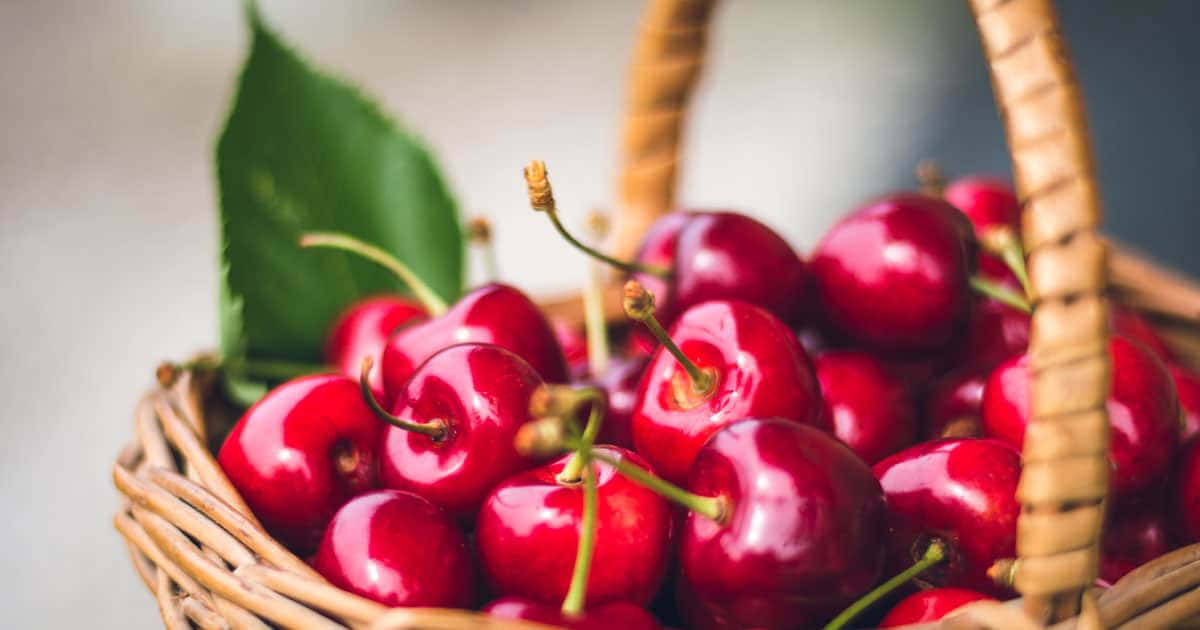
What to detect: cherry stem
<box><xmin>299</xmin><ymin>232</ymin><xmax>449</xmax><ymax>316</ymax></box>
<box><xmin>916</xmin><ymin>159</ymin><xmax>946</xmax><ymax>197</ymax></box>
<box><xmin>970</xmin><ymin>275</ymin><xmax>1032</xmax><ymax>314</ymax></box>
<box><xmin>583</xmin><ymin>239</ymin><xmax>611</xmax><ymax>377</ymax></box>
<box><xmin>623</xmin><ymin>281</ymin><xmax>715</xmax><ymax>396</ymax></box>
<box><xmin>523</xmin><ymin>160</ymin><xmax>669</xmax><ymax>278</ymax></box>
<box><xmin>578</xmin><ymin>445</ymin><xmax>725</xmax><ymax>523</ymax></box>
<box><xmin>560</xmin><ymin>459</ymin><xmax>598</xmax><ymax>617</ymax></box>
<box><xmin>822</xmin><ymin>539</ymin><xmax>948</xmax><ymax>630</ymax></box>
<box><xmin>557</xmin><ymin>388</ymin><xmax>606</xmax><ymax>484</ymax></box>
<box><xmin>358</xmin><ymin>357</ymin><xmax>447</xmax><ymax>440</ymax></box>
<box><xmin>997</xmin><ymin>240</ymin><xmax>1032</xmax><ymax>299</ymax></box>
<box><xmin>466</xmin><ymin>216</ymin><xmax>500</xmax><ymax>282</ymax></box>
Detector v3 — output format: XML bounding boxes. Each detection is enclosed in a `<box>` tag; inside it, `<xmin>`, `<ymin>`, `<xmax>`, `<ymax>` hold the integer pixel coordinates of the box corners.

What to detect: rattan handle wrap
<box><xmin>611</xmin><ymin>0</ymin><xmax>717</xmax><ymax>261</ymax></box>
<box><xmin>969</xmin><ymin>0</ymin><xmax>1109</xmax><ymax>626</ymax></box>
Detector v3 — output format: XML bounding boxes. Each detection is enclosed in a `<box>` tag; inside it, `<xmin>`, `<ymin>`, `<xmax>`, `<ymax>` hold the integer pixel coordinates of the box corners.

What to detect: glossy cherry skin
<box><xmin>1112</xmin><ymin>305</ymin><xmax>1173</xmax><ymax>362</ymax></box>
<box><xmin>483</xmin><ymin>597</ymin><xmax>661</xmax><ymax>630</ymax></box>
<box><xmin>943</xmin><ymin>176</ymin><xmax>1020</xmax><ymax>280</ymax></box>
<box><xmin>1101</xmin><ymin>509</ymin><xmax>1176</xmax><ymax>583</ymax></box>
<box><xmin>590</xmin><ymin>355</ymin><xmax>651</xmax><ymax>449</ymax></box>
<box><xmin>873</xmin><ymin>439</ymin><xmax>1021</xmax><ymax>597</ymax></box>
<box><xmin>632</xmin><ymin>300</ymin><xmax>826</xmax><ymax>484</ymax></box>
<box><xmin>679</xmin><ymin>419</ymin><xmax>886</xmax><ymax>629</ymax></box>
<box><xmin>476</xmin><ymin>446</ymin><xmax>673</xmax><ymax>607</ymax></box>
<box><xmin>879</xmin><ymin>588</ymin><xmax>994</xmax><ymax>627</ymax></box>
<box><xmin>633</xmin><ymin>211</ymin><xmax>695</xmax><ymax>327</ymax></box>
<box><xmin>380</xmin><ymin>343</ymin><xmax>544</xmax><ymax>521</ymax></box>
<box><xmin>815</xmin><ymin>350</ymin><xmax>917</xmax><ymax>464</ymax></box>
<box><xmin>925</xmin><ymin>372</ymin><xmax>986</xmax><ymax>439</ymax></box>
<box><xmin>1173</xmin><ymin>438</ymin><xmax>1200</xmax><ymax>544</ymax></box>
<box><xmin>981</xmin><ymin>336</ymin><xmax>1180</xmax><ymax>504</ymax></box>
<box><xmin>380</xmin><ymin>283</ymin><xmax>568</xmax><ymax>401</ymax></box>
<box><xmin>312</xmin><ymin>489</ymin><xmax>475</xmax><ymax>608</ymax></box>
<box><xmin>1169</xmin><ymin>362</ymin><xmax>1200</xmax><ymax>441</ymax></box>
<box><xmin>325</xmin><ymin>295</ymin><xmax>426</xmax><ymax>405</ymax></box>
<box><xmin>553</xmin><ymin>318</ymin><xmax>591</xmax><ymax>380</ymax></box>
<box><xmin>956</xmin><ymin>284</ymin><xmax>1030</xmax><ymax>374</ymax></box>
<box><xmin>218</xmin><ymin>375</ymin><xmax>382</xmax><ymax>553</ymax></box>
<box><xmin>812</xmin><ymin>193</ymin><xmax>974</xmax><ymax>353</ymax></box>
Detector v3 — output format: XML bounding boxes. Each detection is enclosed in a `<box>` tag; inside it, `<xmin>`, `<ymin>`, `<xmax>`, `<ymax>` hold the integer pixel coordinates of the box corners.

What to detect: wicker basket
<box><xmin>114</xmin><ymin>0</ymin><xmax>1200</xmax><ymax>628</ymax></box>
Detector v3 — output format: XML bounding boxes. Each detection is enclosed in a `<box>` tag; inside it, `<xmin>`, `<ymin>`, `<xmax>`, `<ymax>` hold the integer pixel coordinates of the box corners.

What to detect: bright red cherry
<box><xmin>589</xmin><ymin>356</ymin><xmax>651</xmax><ymax>449</ymax></box>
<box><xmin>679</xmin><ymin>419</ymin><xmax>886</xmax><ymax>629</ymax></box>
<box><xmin>632</xmin><ymin>211</ymin><xmax>695</xmax><ymax>327</ymax></box>
<box><xmin>312</xmin><ymin>489</ymin><xmax>475</xmax><ymax>608</ymax></box>
<box><xmin>553</xmin><ymin>318</ymin><xmax>591</xmax><ymax>380</ymax></box>
<box><xmin>943</xmin><ymin>176</ymin><xmax>1020</xmax><ymax>281</ymax></box>
<box><xmin>1111</xmin><ymin>305</ymin><xmax>1172</xmax><ymax>362</ymax></box>
<box><xmin>218</xmin><ymin>374</ymin><xmax>381</xmax><ymax>553</ymax></box>
<box><xmin>324</xmin><ymin>295</ymin><xmax>425</xmax><ymax>404</ymax></box>
<box><xmin>630</xmin><ymin>297</ymin><xmax>826</xmax><ymax>484</ymax></box>
<box><xmin>476</xmin><ymin>446</ymin><xmax>673</xmax><ymax>607</ymax></box>
<box><xmin>1172</xmin><ymin>438</ymin><xmax>1200</xmax><ymax>544</ymax></box>
<box><xmin>1170</xmin><ymin>362</ymin><xmax>1200</xmax><ymax>442</ymax></box>
<box><xmin>1101</xmin><ymin>509</ymin><xmax>1176</xmax><ymax>583</ymax></box>
<box><xmin>376</xmin><ymin>343</ymin><xmax>544</xmax><ymax>521</ymax></box>
<box><xmin>815</xmin><ymin>350</ymin><xmax>917</xmax><ymax>464</ymax></box>
<box><xmin>981</xmin><ymin>336</ymin><xmax>1180</xmax><ymax>504</ymax></box>
<box><xmin>879</xmin><ymin>588</ymin><xmax>994</xmax><ymax>627</ymax></box>
<box><xmin>925</xmin><ymin>372</ymin><xmax>986</xmax><ymax>439</ymax></box>
<box><xmin>812</xmin><ymin>193</ymin><xmax>975</xmax><ymax>353</ymax></box>
<box><xmin>381</xmin><ymin>283</ymin><xmax>568</xmax><ymax>401</ymax></box>
<box><xmin>873</xmin><ymin>439</ymin><xmax>1021</xmax><ymax>597</ymax></box>
<box><xmin>484</xmin><ymin>597</ymin><xmax>660</xmax><ymax>630</ymax></box>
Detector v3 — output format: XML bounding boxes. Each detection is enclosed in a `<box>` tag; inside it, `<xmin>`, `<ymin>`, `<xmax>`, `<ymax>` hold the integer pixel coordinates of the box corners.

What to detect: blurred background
<box><xmin>1</xmin><ymin>1</ymin><xmax>1196</xmax><ymax>627</ymax></box>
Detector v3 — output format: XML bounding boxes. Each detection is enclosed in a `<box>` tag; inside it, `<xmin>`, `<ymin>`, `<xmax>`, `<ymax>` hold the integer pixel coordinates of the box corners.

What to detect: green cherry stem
<box><xmin>583</xmin><ymin>214</ymin><xmax>612</xmax><ymax>376</ymax></box>
<box><xmin>560</xmin><ymin>459</ymin><xmax>598</xmax><ymax>617</ymax></box>
<box><xmin>970</xmin><ymin>275</ymin><xmax>1032</xmax><ymax>314</ymax></box>
<box><xmin>557</xmin><ymin>388</ymin><xmax>606</xmax><ymax>484</ymax></box>
<box><xmin>358</xmin><ymin>357</ymin><xmax>447</xmax><ymax>440</ymax></box>
<box><xmin>822</xmin><ymin>539</ymin><xmax>948</xmax><ymax>630</ymax></box>
<box><xmin>523</xmin><ymin>160</ymin><xmax>669</xmax><ymax>278</ymax></box>
<box><xmin>980</xmin><ymin>227</ymin><xmax>1033</xmax><ymax>300</ymax></box>
<box><xmin>576</xmin><ymin>444</ymin><xmax>726</xmax><ymax>523</ymax></box>
<box><xmin>466</xmin><ymin>216</ymin><xmax>501</xmax><ymax>282</ymax></box>
<box><xmin>623</xmin><ymin>280</ymin><xmax>715</xmax><ymax>396</ymax></box>
<box><xmin>299</xmin><ymin>231</ymin><xmax>449</xmax><ymax>316</ymax></box>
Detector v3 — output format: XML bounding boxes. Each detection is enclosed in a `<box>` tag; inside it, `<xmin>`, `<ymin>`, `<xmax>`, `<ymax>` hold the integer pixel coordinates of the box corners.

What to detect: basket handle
<box><xmin>614</xmin><ymin>0</ymin><xmax>1111</xmax><ymax>626</ymax></box>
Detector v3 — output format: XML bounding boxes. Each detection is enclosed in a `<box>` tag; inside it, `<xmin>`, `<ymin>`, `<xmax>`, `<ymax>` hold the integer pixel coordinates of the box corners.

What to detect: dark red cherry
<box><xmin>1101</xmin><ymin>509</ymin><xmax>1176</xmax><ymax>583</ymax></box>
<box><xmin>1111</xmin><ymin>305</ymin><xmax>1172</xmax><ymax>362</ymax></box>
<box><xmin>553</xmin><ymin>318</ymin><xmax>591</xmax><ymax>380</ymax></box>
<box><xmin>324</xmin><ymin>295</ymin><xmax>426</xmax><ymax>404</ymax></box>
<box><xmin>217</xmin><ymin>374</ymin><xmax>381</xmax><ymax>553</ymax></box>
<box><xmin>484</xmin><ymin>597</ymin><xmax>660</xmax><ymax>630</ymax></box>
<box><xmin>632</xmin><ymin>211</ymin><xmax>695</xmax><ymax>327</ymax></box>
<box><xmin>631</xmin><ymin>300</ymin><xmax>826</xmax><ymax>484</ymax></box>
<box><xmin>812</xmin><ymin>193</ymin><xmax>974</xmax><ymax>353</ymax></box>
<box><xmin>873</xmin><ymin>439</ymin><xmax>1021</xmax><ymax>596</ymax></box>
<box><xmin>312</xmin><ymin>489</ymin><xmax>475</xmax><ymax>608</ymax></box>
<box><xmin>1169</xmin><ymin>362</ymin><xmax>1200</xmax><ymax>442</ymax></box>
<box><xmin>589</xmin><ymin>356</ymin><xmax>651</xmax><ymax>449</ymax></box>
<box><xmin>680</xmin><ymin>419</ymin><xmax>886</xmax><ymax>628</ymax></box>
<box><xmin>879</xmin><ymin>588</ymin><xmax>994</xmax><ymax>627</ymax></box>
<box><xmin>925</xmin><ymin>372</ymin><xmax>986</xmax><ymax>439</ymax></box>
<box><xmin>981</xmin><ymin>336</ymin><xmax>1180</xmax><ymax>504</ymax></box>
<box><xmin>815</xmin><ymin>350</ymin><xmax>917</xmax><ymax>464</ymax></box>
<box><xmin>957</xmin><ymin>278</ymin><xmax>1030</xmax><ymax>374</ymax></box>
<box><xmin>476</xmin><ymin>446</ymin><xmax>673</xmax><ymax>607</ymax></box>
<box><xmin>379</xmin><ymin>343</ymin><xmax>544</xmax><ymax>521</ymax></box>
<box><xmin>380</xmin><ymin>283</ymin><xmax>568</xmax><ymax>400</ymax></box>
<box><xmin>943</xmin><ymin>176</ymin><xmax>1020</xmax><ymax>281</ymax></box>
<box><xmin>1172</xmin><ymin>438</ymin><xmax>1200</xmax><ymax>544</ymax></box>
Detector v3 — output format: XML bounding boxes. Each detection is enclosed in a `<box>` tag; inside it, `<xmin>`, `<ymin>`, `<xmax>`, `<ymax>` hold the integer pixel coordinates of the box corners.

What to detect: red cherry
<box><xmin>1169</xmin><ymin>362</ymin><xmax>1200</xmax><ymax>442</ymax></box>
<box><xmin>588</xmin><ymin>356</ymin><xmax>651</xmax><ymax>449</ymax></box>
<box><xmin>380</xmin><ymin>283</ymin><xmax>568</xmax><ymax>400</ymax></box>
<box><xmin>632</xmin><ymin>211</ymin><xmax>695</xmax><ymax>327</ymax></box>
<box><xmin>631</xmin><ymin>299</ymin><xmax>826</xmax><ymax>484</ymax></box>
<box><xmin>956</xmin><ymin>281</ymin><xmax>1030</xmax><ymax>374</ymax></box>
<box><xmin>1111</xmin><ymin>305</ymin><xmax>1173</xmax><ymax>362</ymax></box>
<box><xmin>312</xmin><ymin>489</ymin><xmax>475</xmax><ymax>608</ymax></box>
<box><xmin>879</xmin><ymin>587</ymin><xmax>994</xmax><ymax>627</ymax></box>
<box><xmin>679</xmin><ymin>419</ymin><xmax>887</xmax><ymax>628</ymax></box>
<box><xmin>324</xmin><ymin>295</ymin><xmax>426</xmax><ymax>404</ymax></box>
<box><xmin>484</xmin><ymin>597</ymin><xmax>660</xmax><ymax>630</ymax></box>
<box><xmin>476</xmin><ymin>446</ymin><xmax>673</xmax><ymax>607</ymax></box>
<box><xmin>925</xmin><ymin>372</ymin><xmax>986</xmax><ymax>439</ymax></box>
<box><xmin>1101</xmin><ymin>509</ymin><xmax>1176</xmax><ymax>583</ymax></box>
<box><xmin>553</xmin><ymin>318</ymin><xmax>591</xmax><ymax>380</ymax></box>
<box><xmin>873</xmin><ymin>439</ymin><xmax>1021</xmax><ymax>596</ymax></box>
<box><xmin>812</xmin><ymin>193</ymin><xmax>975</xmax><ymax>352</ymax></box>
<box><xmin>943</xmin><ymin>176</ymin><xmax>1020</xmax><ymax>281</ymax></box>
<box><xmin>217</xmin><ymin>375</ymin><xmax>381</xmax><ymax>553</ymax></box>
<box><xmin>377</xmin><ymin>344</ymin><xmax>544</xmax><ymax>521</ymax></box>
<box><xmin>1172</xmin><ymin>438</ymin><xmax>1200</xmax><ymax>544</ymax></box>
<box><xmin>981</xmin><ymin>336</ymin><xmax>1180</xmax><ymax>503</ymax></box>
<box><xmin>815</xmin><ymin>350</ymin><xmax>918</xmax><ymax>464</ymax></box>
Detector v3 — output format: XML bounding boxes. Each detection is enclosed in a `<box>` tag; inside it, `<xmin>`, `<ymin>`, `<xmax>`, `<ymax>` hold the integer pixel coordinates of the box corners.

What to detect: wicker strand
<box><xmin>179</xmin><ymin>596</ymin><xmax>230</xmax><ymax>630</ymax></box>
<box><xmin>155</xmin><ymin>569</ymin><xmax>191</xmax><ymax>630</ymax></box>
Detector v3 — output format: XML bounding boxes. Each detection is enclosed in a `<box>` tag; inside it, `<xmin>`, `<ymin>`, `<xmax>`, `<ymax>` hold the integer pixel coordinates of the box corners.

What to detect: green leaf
<box><xmin>216</xmin><ymin>3</ymin><xmax>463</xmax><ymax>371</ymax></box>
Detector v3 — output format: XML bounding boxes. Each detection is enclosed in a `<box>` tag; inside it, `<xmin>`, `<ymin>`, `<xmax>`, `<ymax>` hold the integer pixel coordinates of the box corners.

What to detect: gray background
<box><xmin>1</xmin><ymin>1</ymin><xmax>1196</xmax><ymax>627</ymax></box>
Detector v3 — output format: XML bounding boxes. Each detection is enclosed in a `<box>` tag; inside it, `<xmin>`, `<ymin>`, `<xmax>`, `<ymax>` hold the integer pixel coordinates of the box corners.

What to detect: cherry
<box><xmin>811</xmin><ymin>192</ymin><xmax>975</xmax><ymax>353</ymax></box>
<box><xmin>879</xmin><ymin>588</ymin><xmax>994</xmax><ymax>627</ymax></box>
<box><xmin>554</xmin><ymin>318</ymin><xmax>591</xmax><ymax>380</ymax></box>
<box><xmin>1169</xmin><ymin>362</ymin><xmax>1200</xmax><ymax>441</ymax></box>
<box><xmin>367</xmin><ymin>343</ymin><xmax>544</xmax><ymax>521</ymax></box>
<box><xmin>815</xmin><ymin>350</ymin><xmax>917</xmax><ymax>464</ymax></box>
<box><xmin>1172</xmin><ymin>437</ymin><xmax>1200</xmax><ymax>544</ymax></box>
<box><xmin>631</xmin><ymin>210</ymin><xmax>694</xmax><ymax>326</ymax></box>
<box><xmin>625</xmin><ymin>282</ymin><xmax>825</xmax><ymax>484</ymax></box>
<box><xmin>956</xmin><ymin>278</ymin><xmax>1030</xmax><ymax>374</ymax></box>
<box><xmin>589</xmin><ymin>356</ymin><xmax>651</xmax><ymax>449</ymax></box>
<box><xmin>873</xmin><ymin>439</ymin><xmax>1021</xmax><ymax>596</ymax></box>
<box><xmin>925</xmin><ymin>372</ymin><xmax>986</xmax><ymax>439</ymax></box>
<box><xmin>942</xmin><ymin>176</ymin><xmax>1021</xmax><ymax>282</ymax></box>
<box><xmin>476</xmin><ymin>445</ymin><xmax>673</xmax><ymax>607</ymax></box>
<box><xmin>1101</xmin><ymin>509</ymin><xmax>1176</xmax><ymax>583</ymax></box>
<box><xmin>324</xmin><ymin>295</ymin><xmax>425</xmax><ymax>404</ymax></box>
<box><xmin>1111</xmin><ymin>305</ymin><xmax>1173</xmax><ymax>362</ymax></box>
<box><xmin>312</xmin><ymin>489</ymin><xmax>475</xmax><ymax>608</ymax></box>
<box><xmin>980</xmin><ymin>336</ymin><xmax>1179</xmax><ymax>504</ymax></box>
<box><xmin>217</xmin><ymin>374</ymin><xmax>381</xmax><ymax>553</ymax></box>
<box><xmin>484</xmin><ymin>598</ymin><xmax>661</xmax><ymax>630</ymax></box>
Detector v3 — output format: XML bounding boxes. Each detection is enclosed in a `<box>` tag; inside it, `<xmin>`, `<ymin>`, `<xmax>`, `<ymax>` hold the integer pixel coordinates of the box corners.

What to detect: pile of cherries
<box><xmin>214</xmin><ymin>164</ymin><xmax>1200</xmax><ymax>630</ymax></box>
